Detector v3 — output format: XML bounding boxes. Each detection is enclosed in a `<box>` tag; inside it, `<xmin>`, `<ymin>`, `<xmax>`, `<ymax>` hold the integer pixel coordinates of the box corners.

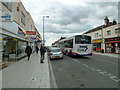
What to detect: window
<box><xmin>75</xmin><ymin>35</ymin><xmax>91</xmax><ymax>44</ymax></box>
<box><xmin>107</xmin><ymin>30</ymin><xmax>111</xmax><ymax>35</ymax></box>
<box><xmin>64</xmin><ymin>39</ymin><xmax>73</xmax><ymax>48</ymax></box>
<box><xmin>95</xmin><ymin>33</ymin><xmax>99</xmax><ymax>37</ymax></box>
<box><xmin>21</xmin><ymin>12</ymin><xmax>26</xmax><ymax>25</ymax></box>
<box><xmin>115</xmin><ymin>28</ymin><xmax>120</xmax><ymax>34</ymax></box>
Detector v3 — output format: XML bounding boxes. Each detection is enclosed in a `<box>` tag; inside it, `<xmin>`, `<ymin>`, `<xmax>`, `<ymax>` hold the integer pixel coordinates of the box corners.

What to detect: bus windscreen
<box><xmin>75</xmin><ymin>35</ymin><xmax>91</xmax><ymax>44</ymax></box>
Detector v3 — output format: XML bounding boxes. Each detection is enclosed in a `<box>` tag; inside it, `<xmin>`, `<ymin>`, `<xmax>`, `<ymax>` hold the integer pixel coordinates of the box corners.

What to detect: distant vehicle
<box><xmin>58</xmin><ymin>35</ymin><xmax>93</xmax><ymax>57</ymax></box>
<box><xmin>48</xmin><ymin>47</ymin><xmax>63</xmax><ymax>60</ymax></box>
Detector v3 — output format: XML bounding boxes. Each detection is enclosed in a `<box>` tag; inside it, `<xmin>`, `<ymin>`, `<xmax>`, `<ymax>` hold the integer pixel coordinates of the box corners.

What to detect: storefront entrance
<box><xmin>2</xmin><ymin>35</ymin><xmax>17</xmax><ymax>61</ymax></box>
<box><xmin>105</xmin><ymin>37</ymin><xmax>120</xmax><ymax>54</ymax></box>
<box><xmin>2</xmin><ymin>34</ymin><xmax>27</xmax><ymax>61</ymax></box>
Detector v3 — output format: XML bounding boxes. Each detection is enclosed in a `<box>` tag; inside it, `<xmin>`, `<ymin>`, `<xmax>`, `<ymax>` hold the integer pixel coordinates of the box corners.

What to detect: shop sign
<box><xmin>26</xmin><ymin>31</ymin><xmax>36</xmax><ymax>35</ymax></box>
<box><xmin>18</xmin><ymin>27</ymin><xmax>26</xmax><ymax>37</ymax></box>
<box><xmin>92</xmin><ymin>39</ymin><xmax>102</xmax><ymax>43</ymax></box>
<box><xmin>105</xmin><ymin>38</ymin><xmax>115</xmax><ymax>41</ymax></box>
<box><xmin>116</xmin><ymin>37</ymin><xmax>120</xmax><ymax>41</ymax></box>
<box><xmin>26</xmin><ymin>35</ymin><xmax>36</xmax><ymax>41</ymax></box>
<box><xmin>105</xmin><ymin>37</ymin><xmax>120</xmax><ymax>42</ymax></box>
<box><xmin>0</xmin><ymin>12</ymin><xmax>13</xmax><ymax>22</ymax></box>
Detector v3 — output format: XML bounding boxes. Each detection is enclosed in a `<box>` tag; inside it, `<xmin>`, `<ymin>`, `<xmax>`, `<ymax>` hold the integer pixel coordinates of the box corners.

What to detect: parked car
<box><xmin>48</xmin><ymin>47</ymin><xmax>63</xmax><ymax>60</ymax></box>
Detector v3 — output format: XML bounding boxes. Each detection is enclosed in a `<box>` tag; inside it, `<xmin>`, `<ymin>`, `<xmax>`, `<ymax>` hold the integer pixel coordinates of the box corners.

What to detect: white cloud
<box><xmin>20</xmin><ymin>0</ymin><xmax>118</xmax><ymax>46</ymax></box>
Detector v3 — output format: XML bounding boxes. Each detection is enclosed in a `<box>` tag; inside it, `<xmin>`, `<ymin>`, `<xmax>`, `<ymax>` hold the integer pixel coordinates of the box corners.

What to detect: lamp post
<box><xmin>43</xmin><ymin>16</ymin><xmax>49</xmax><ymax>45</ymax></box>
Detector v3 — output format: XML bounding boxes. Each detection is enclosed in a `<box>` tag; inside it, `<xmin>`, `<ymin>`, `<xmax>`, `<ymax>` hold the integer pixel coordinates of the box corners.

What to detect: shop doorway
<box><xmin>111</xmin><ymin>43</ymin><xmax>115</xmax><ymax>53</ymax></box>
<box><xmin>105</xmin><ymin>43</ymin><xmax>115</xmax><ymax>53</ymax></box>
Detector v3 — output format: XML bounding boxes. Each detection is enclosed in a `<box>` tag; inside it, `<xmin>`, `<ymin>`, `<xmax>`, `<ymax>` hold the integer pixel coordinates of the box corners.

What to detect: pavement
<box><xmin>93</xmin><ymin>51</ymin><xmax>119</xmax><ymax>58</ymax></box>
<box><xmin>1</xmin><ymin>52</ymin><xmax>50</xmax><ymax>89</ymax></box>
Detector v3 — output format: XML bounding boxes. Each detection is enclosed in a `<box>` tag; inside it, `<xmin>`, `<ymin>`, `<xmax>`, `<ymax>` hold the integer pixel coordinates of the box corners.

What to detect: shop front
<box><xmin>92</xmin><ymin>39</ymin><xmax>102</xmax><ymax>52</ymax></box>
<box><xmin>2</xmin><ymin>35</ymin><xmax>17</xmax><ymax>61</ymax></box>
<box><xmin>1</xmin><ymin>22</ymin><xmax>28</xmax><ymax>61</ymax></box>
<box><xmin>2</xmin><ymin>34</ymin><xmax>27</xmax><ymax>61</ymax></box>
<box><xmin>0</xmin><ymin>34</ymin><xmax>3</xmax><ymax>62</ymax></box>
<box><xmin>105</xmin><ymin>37</ymin><xmax>120</xmax><ymax>54</ymax></box>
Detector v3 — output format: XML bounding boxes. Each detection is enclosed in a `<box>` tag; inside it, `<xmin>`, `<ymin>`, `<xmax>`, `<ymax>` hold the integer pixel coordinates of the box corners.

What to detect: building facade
<box><xmin>84</xmin><ymin>17</ymin><xmax>120</xmax><ymax>54</ymax></box>
<box><xmin>0</xmin><ymin>0</ymin><xmax>41</xmax><ymax>62</ymax></box>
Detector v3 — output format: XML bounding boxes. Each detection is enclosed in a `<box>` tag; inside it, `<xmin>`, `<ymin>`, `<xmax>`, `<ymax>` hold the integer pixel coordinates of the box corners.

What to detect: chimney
<box><xmin>104</xmin><ymin>16</ymin><xmax>109</xmax><ymax>26</ymax></box>
<box><xmin>113</xmin><ymin>19</ymin><xmax>117</xmax><ymax>25</ymax></box>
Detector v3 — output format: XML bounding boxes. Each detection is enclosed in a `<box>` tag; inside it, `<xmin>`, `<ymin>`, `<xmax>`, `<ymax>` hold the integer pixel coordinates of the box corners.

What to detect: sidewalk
<box><xmin>93</xmin><ymin>51</ymin><xmax>119</xmax><ymax>58</ymax></box>
<box><xmin>1</xmin><ymin>52</ymin><xmax>50</xmax><ymax>88</ymax></box>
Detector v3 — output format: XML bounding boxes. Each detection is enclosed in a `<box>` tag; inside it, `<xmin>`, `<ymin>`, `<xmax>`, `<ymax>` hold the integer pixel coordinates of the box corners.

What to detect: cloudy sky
<box><xmin>21</xmin><ymin>0</ymin><xmax>118</xmax><ymax>46</ymax></box>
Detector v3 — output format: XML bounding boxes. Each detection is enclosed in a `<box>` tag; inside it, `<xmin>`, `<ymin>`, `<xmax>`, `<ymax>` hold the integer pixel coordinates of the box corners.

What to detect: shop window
<box><xmin>2</xmin><ymin>35</ymin><xmax>17</xmax><ymax>60</ymax></box>
<box><xmin>0</xmin><ymin>34</ymin><xmax>3</xmax><ymax>62</ymax></box>
<box><xmin>17</xmin><ymin>40</ymin><xmax>26</xmax><ymax>57</ymax></box>
<box><xmin>106</xmin><ymin>43</ymin><xmax>111</xmax><ymax>53</ymax></box>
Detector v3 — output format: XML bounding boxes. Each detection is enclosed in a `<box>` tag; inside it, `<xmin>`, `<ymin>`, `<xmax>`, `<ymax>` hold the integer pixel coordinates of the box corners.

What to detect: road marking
<box><xmin>82</xmin><ymin>64</ymin><xmax>89</xmax><ymax>68</ymax></box>
<box><xmin>106</xmin><ymin>73</ymin><xmax>112</xmax><ymax>76</ymax></box>
<box><xmin>71</xmin><ymin>57</ymin><xmax>118</xmax><ymax>83</ymax></box>
<box><xmin>90</xmin><ymin>68</ymin><xmax>96</xmax><ymax>71</ymax></box>
<box><xmin>72</xmin><ymin>59</ymin><xmax>81</xmax><ymax>63</ymax></box>
<box><xmin>110</xmin><ymin>76</ymin><xmax>119</xmax><ymax>82</ymax></box>
<box><xmin>99</xmin><ymin>71</ymin><xmax>107</xmax><ymax>76</ymax></box>
<box><xmin>97</xmin><ymin>69</ymin><xmax>101</xmax><ymax>72</ymax></box>
<box><xmin>72</xmin><ymin>59</ymin><xmax>78</xmax><ymax>61</ymax></box>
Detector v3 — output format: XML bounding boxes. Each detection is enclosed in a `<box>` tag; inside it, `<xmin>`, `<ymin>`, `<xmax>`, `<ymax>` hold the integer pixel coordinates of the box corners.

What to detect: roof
<box><xmin>84</xmin><ymin>22</ymin><xmax>115</xmax><ymax>34</ymax></box>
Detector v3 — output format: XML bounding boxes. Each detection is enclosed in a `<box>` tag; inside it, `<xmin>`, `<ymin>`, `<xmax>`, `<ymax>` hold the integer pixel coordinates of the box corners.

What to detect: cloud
<box><xmin>21</xmin><ymin>0</ymin><xmax>118</xmax><ymax>46</ymax></box>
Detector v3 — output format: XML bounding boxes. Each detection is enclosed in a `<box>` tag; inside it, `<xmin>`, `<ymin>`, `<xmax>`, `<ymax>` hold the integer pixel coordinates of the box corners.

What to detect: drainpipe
<box><xmin>101</xmin><ymin>27</ymin><xmax>104</xmax><ymax>53</ymax></box>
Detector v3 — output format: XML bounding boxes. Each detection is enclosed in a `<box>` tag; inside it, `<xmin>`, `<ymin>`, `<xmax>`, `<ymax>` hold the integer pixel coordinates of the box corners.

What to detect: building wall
<box><xmin>0</xmin><ymin>2</ymin><xmax>11</xmax><ymax>12</ymax></box>
<box><xmin>0</xmin><ymin>0</ymin><xmax>41</xmax><ymax>61</ymax></box>
<box><xmin>12</xmin><ymin>2</ymin><xmax>29</xmax><ymax>30</ymax></box>
<box><xmin>103</xmin><ymin>24</ymin><xmax>118</xmax><ymax>38</ymax></box>
<box><xmin>88</xmin><ymin>30</ymin><xmax>102</xmax><ymax>40</ymax></box>
<box><xmin>84</xmin><ymin>23</ymin><xmax>120</xmax><ymax>53</ymax></box>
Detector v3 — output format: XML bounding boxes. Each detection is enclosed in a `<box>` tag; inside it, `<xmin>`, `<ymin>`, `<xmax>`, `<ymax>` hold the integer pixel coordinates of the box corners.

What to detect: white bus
<box><xmin>58</xmin><ymin>35</ymin><xmax>93</xmax><ymax>56</ymax></box>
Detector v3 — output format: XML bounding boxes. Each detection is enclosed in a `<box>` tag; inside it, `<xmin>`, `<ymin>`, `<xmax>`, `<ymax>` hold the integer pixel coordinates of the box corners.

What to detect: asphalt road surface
<box><xmin>50</xmin><ymin>54</ymin><xmax>118</xmax><ymax>88</ymax></box>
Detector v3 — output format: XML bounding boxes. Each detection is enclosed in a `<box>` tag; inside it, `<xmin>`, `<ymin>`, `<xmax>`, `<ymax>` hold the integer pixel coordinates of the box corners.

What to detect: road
<box><xmin>49</xmin><ymin>54</ymin><xmax>118</xmax><ymax>88</ymax></box>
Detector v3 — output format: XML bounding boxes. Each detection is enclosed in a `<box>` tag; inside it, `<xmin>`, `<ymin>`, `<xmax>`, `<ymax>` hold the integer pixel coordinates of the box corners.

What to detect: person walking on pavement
<box><xmin>40</xmin><ymin>44</ymin><xmax>45</xmax><ymax>63</ymax></box>
<box><xmin>25</xmin><ymin>42</ymin><xmax>32</xmax><ymax>61</ymax></box>
<box><xmin>35</xmin><ymin>45</ymin><xmax>39</xmax><ymax>54</ymax></box>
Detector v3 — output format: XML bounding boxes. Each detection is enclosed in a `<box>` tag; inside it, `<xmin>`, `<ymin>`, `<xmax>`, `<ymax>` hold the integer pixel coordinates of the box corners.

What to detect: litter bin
<box><xmin>101</xmin><ymin>49</ymin><xmax>104</xmax><ymax>53</ymax></box>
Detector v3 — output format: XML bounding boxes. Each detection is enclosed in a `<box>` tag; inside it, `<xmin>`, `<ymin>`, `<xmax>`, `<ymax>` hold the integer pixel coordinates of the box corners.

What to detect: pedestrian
<box><xmin>36</xmin><ymin>45</ymin><xmax>39</xmax><ymax>54</ymax></box>
<box><xmin>40</xmin><ymin>44</ymin><xmax>45</xmax><ymax>63</ymax></box>
<box><xmin>25</xmin><ymin>42</ymin><xmax>32</xmax><ymax>61</ymax></box>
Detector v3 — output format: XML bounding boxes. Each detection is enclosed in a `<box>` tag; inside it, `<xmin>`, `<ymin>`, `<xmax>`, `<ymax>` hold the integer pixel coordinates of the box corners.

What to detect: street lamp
<box><xmin>43</xmin><ymin>16</ymin><xmax>49</xmax><ymax>45</ymax></box>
